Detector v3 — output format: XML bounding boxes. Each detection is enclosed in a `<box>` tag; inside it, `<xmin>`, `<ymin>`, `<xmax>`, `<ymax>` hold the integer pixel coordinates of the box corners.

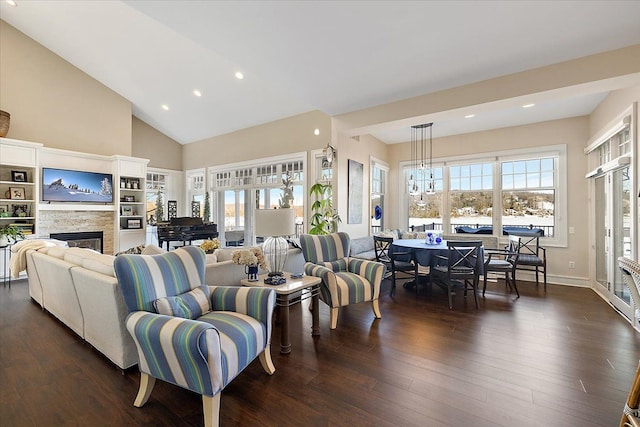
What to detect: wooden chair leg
<box><xmin>203</xmin><ymin>393</ymin><xmax>221</xmax><ymax>427</ymax></box>
<box><xmin>258</xmin><ymin>346</ymin><xmax>276</xmax><ymax>375</ymax></box>
<box><xmin>372</xmin><ymin>299</ymin><xmax>381</xmax><ymax>319</ymax></box>
<box><xmin>133</xmin><ymin>373</ymin><xmax>156</xmax><ymax>407</ymax></box>
<box><xmin>330</xmin><ymin>307</ymin><xmax>339</xmax><ymax>329</ymax></box>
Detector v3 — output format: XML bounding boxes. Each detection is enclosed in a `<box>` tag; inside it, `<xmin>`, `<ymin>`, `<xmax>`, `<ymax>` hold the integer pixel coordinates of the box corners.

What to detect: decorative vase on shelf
<box><xmin>245</xmin><ymin>265</ymin><xmax>259</xmax><ymax>282</ymax></box>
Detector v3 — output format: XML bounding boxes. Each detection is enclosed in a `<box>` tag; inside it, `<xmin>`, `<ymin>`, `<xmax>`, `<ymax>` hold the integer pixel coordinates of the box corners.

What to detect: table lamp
<box><xmin>255</xmin><ymin>208</ymin><xmax>295</xmax><ymax>276</ymax></box>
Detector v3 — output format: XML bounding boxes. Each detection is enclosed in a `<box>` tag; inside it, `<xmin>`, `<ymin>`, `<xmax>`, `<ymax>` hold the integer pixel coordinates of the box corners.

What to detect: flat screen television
<box><xmin>42</xmin><ymin>167</ymin><xmax>114</xmax><ymax>203</ymax></box>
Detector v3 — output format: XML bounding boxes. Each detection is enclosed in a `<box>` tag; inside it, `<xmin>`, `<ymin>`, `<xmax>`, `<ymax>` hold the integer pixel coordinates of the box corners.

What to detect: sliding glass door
<box><xmin>594</xmin><ymin>166</ymin><xmax>633</xmax><ymax>319</ymax></box>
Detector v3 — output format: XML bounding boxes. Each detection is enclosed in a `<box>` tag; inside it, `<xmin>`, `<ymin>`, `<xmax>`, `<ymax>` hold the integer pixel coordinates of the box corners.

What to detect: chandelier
<box><xmin>409</xmin><ymin>123</ymin><xmax>435</xmax><ymax>207</ymax></box>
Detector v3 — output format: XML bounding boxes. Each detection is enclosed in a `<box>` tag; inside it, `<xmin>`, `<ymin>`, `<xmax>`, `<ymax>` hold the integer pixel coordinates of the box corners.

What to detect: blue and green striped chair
<box><xmin>114</xmin><ymin>246</ymin><xmax>276</xmax><ymax>427</ymax></box>
<box><xmin>300</xmin><ymin>232</ymin><xmax>385</xmax><ymax>329</ymax></box>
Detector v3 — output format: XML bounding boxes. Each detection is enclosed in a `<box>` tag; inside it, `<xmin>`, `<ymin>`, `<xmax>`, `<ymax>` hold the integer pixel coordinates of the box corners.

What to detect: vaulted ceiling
<box><xmin>1</xmin><ymin>1</ymin><xmax>639</xmax><ymax>144</ymax></box>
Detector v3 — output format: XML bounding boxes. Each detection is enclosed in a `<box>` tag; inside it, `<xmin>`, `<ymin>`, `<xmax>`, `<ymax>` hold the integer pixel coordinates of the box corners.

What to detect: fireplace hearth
<box><xmin>50</xmin><ymin>231</ymin><xmax>104</xmax><ymax>253</ymax></box>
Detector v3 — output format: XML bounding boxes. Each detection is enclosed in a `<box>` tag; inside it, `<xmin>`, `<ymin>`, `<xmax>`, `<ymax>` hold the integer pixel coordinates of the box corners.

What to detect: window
<box><xmin>210</xmin><ymin>153</ymin><xmax>305</xmax><ymax>245</ymax></box>
<box><xmin>186</xmin><ymin>170</ymin><xmax>206</xmax><ymax>220</ymax></box>
<box><xmin>501</xmin><ymin>157</ymin><xmax>556</xmax><ymax>237</ymax></box>
<box><xmin>407</xmin><ymin>166</ymin><xmax>443</xmax><ymax>231</ymax></box>
<box><xmin>370</xmin><ymin>159</ymin><xmax>388</xmax><ymax>233</ymax></box>
<box><xmin>450</xmin><ymin>162</ymin><xmax>493</xmax><ymax>232</ymax></box>
<box><xmin>146</xmin><ymin>171</ymin><xmax>168</xmax><ymax>224</ymax></box>
<box><xmin>402</xmin><ymin>145</ymin><xmax>566</xmax><ymax>244</ymax></box>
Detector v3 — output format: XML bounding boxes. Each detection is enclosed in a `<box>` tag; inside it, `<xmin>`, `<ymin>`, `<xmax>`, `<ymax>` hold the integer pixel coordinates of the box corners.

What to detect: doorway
<box><xmin>594</xmin><ymin>166</ymin><xmax>633</xmax><ymax>319</ymax></box>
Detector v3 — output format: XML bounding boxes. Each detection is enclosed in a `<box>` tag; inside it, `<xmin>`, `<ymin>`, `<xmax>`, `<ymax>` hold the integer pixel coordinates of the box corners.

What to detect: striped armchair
<box><xmin>114</xmin><ymin>246</ymin><xmax>276</xmax><ymax>427</ymax></box>
<box><xmin>300</xmin><ymin>232</ymin><xmax>385</xmax><ymax>329</ymax></box>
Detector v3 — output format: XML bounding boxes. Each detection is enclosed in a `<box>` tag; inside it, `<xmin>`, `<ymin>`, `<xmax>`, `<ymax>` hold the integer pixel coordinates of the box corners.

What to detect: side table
<box><xmin>241</xmin><ymin>273</ymin><xmax>321</xmax><ymax>354</ymax></box>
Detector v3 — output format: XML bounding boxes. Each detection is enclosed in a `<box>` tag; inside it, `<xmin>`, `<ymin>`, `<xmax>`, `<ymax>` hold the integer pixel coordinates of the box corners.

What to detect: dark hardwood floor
<box><xmin>1</xmin><ymin>277</ymin><xmax>639</xmax><ymax>426</ymax></box>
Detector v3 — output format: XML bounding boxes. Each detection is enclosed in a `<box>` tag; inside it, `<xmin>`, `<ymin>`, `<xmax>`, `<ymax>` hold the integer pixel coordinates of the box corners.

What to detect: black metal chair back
<box><xmin>433</xmin><ymin>240</ymin><xmax>482</xmax><ymax>309</ymax></box>
<box><xmin>510</xmin><ymin>231</ymin><xmax>547</xmax><ymax>290</ymax></box>
<box><xmin>373</xmin><ymin>235</ymin><xmax>392</xmax><ymax>264</ymax></box>
<box><xmin>483</xmin><ymin>237</ymin><xmax>520</xmax><ymax>297</ymax></box>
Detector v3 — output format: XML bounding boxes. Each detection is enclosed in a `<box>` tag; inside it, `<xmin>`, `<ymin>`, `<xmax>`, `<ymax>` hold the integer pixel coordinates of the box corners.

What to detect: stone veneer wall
<box><xmin>38</xmin><ymin>211</ymin><xmax>115</xmax><ymax>254</ymax></box>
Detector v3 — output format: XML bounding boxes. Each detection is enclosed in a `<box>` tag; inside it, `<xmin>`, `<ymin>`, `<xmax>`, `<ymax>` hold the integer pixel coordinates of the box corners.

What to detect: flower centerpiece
<box><xmin>200</xmin><ymin>238</ymin><xmax>220</xmax><ymax>254</ymax></box>
<box><xmin>232</xmin><ymin>247</ymin><xmax>267</xmax><ymax>282</ymax></box>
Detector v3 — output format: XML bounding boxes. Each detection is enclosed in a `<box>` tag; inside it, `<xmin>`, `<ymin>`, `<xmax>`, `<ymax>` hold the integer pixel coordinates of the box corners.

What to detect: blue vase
<box><xmin>246</xmin><ymin>265</ymin><xmax>259</xmax><ymax>282</ymax></box>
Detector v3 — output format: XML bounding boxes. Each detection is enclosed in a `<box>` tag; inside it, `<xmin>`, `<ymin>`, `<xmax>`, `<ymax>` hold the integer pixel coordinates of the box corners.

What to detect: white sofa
<box><xmin>22</xmin><ymin>242</ymin><xmax>306</xmax><ymax>370</ymax></box>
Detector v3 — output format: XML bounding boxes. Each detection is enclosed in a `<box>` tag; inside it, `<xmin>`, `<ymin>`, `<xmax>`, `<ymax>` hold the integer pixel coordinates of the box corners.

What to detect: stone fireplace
<box><xmin>50</xmin><ymin>231</ymin><xmax>104</xmax><ymax>253</ymax></box>
<box><xmin>39</xmin><ymin>210</ymin><xmax>115</xmax><ymax>254</ymax></box>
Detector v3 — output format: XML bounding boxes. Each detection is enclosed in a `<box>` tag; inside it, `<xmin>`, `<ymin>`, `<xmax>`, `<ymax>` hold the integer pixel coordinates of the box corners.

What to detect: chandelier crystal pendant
<box><xmin>409</xmin><ymin>123</ymin><xmax>435</xmax><ymax>202</ymax></box>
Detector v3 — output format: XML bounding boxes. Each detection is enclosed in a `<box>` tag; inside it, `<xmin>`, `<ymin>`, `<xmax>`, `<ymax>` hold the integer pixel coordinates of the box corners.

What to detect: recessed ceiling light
<box><xmin>464</xmin><ymin>114</ymin><xmax>476</xmax><ymax>119</ymax></box>
<box><xmin>161</xmin><ymin>104</ymin><xmax>169</xmax><ymax>111</ymax></box>
<box><xmin>6</xmin><ymin>0</ymin><xmax>17</xmax><ymax>7</ymax></box>
<box><xmin>314</xmin><ymin>128</ymin><xmax>320</xmax><ymax>136</ymax></box>
<box><xmin>235</xmin><ymin>71</ymin><xmax>244</xmax><ymax>80</ymax></box>
<box><xmin>193</xmin><ymin>90</ymin><xmax>202</xmax><ymax>97</ymax></box>
<box><xmin>522</xmin><ymin>103</ymin><xmax>535</xmax><ymax>108</ymax></box>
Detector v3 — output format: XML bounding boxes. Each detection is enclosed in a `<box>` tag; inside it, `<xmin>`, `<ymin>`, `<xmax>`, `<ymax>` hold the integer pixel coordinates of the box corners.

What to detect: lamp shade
<box><xmin>255</xmin><ymin>208</ymin><xmax>295</xmax><ymax>237</ymax></box>
<box><xmin>255</xmin><ymin>208</ymin><xmax>295</xmax><ymax>276</ymax></box>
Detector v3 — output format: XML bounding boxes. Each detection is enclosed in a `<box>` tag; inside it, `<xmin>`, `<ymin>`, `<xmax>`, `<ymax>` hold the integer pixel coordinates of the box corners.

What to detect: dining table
<box><xmin>390</xmin><ymin>238</ymin><xmax>485</xmax><ymax>289</ymax></box>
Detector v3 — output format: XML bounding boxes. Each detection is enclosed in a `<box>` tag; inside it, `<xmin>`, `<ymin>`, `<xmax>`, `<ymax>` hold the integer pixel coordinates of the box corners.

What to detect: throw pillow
<box><xmin>115</xmin><ymin>244</ymin><xmax>146</xmax><ymax>256</ymax></box>
<box><xmin>154</xmin><ymin>286</ymin><xmax>211</xmax><ymax>319</ymax></box>
<box><xmin>141</xmin><ymin>244</ymin><xmax>166</xmax><ymax>255</ymax></box>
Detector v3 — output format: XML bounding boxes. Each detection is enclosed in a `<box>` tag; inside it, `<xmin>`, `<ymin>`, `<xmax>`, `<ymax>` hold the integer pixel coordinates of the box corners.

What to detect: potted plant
<box><xmin>0</xmin><ymin>224</ymin><xmax>25</xmax><ymax>247</ymax></box>
<box><xmin>279</xmin><ymin>172</ymin><xmax>294</xmax><ymax>208</ymax></box>
<box><xmin>309</xmin><ymin>182</ymin><xmax>341</xmax><ymax>235</ymax></box>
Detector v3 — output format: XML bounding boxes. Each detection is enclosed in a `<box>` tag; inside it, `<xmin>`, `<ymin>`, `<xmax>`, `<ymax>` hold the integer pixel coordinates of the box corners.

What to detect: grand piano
<box><xmin>157</xmin><ymin>217</ymin><xmax>218</xmax><ymax>250</ymax></box>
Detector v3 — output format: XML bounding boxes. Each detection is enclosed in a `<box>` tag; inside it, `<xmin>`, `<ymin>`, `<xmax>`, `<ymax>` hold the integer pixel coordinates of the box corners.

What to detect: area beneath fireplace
<box><xmin>50</xmin><ymin>231</ymin><xmax>104</xmax><ymax>253</ymax></box>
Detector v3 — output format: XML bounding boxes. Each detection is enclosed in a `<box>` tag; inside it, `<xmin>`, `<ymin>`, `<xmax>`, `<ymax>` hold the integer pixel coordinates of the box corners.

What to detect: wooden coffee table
<box><xmin>241</xmin><ymin>273</ymin><xmax>321</xmax><ymax>354</ymax></box>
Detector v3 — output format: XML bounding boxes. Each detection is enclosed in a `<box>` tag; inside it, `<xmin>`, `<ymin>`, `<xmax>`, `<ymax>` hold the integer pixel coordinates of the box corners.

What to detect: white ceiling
<box><xmin>1</xmin><ymin>1</ymin><xmax>639</xmax><ymax>145</ymax></box>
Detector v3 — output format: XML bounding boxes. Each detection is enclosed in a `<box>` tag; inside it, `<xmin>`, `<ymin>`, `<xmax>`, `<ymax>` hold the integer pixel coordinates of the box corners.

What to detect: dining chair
<box><xmin>483</xmin><ymin>236</ymin><xmax>519</xmax><ymax>297</ymax></box>
<box><xmin>431</xmin><ymin>240</ymin><xmax>483</xmax><ymax>309</ymax></box>
<box><xmin>373</xmin><ymin>235</ymin><xmax>393</xmax><ymax>278</ymax></box>
<box><xmin>510</xmin><ymin>230</ymin><xmax>547</xmax><ymax>290</ymax></box>
<box><xmin>114</xmin><ymin>246</ymin><xmax>276</xmax><ymax>427</ymax></box>
<box><xmin>374</xmin><ymin>235</ymin><xmax>420</xmax><ymax>297</ymax></box>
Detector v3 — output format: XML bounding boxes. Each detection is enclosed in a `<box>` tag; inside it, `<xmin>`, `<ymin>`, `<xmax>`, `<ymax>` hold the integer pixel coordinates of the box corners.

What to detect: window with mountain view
<box><xmin>402</xmin><ymin>146</ymin><xmax>564</xmax><ymax>242</ymax></box>
<box><xmin>408</xmin><ymin>166</ymin><xmax>443</xmax><ymax>230</ymax></box>
<box><xmin>501</xmin><ymin>157</ymin><xmax>555</xmax><ymax>237</ymax></box>
<box><xmin>450</xmin><ymin>162</ymin><xmax>493</xmax><ymax>232</ymax></box>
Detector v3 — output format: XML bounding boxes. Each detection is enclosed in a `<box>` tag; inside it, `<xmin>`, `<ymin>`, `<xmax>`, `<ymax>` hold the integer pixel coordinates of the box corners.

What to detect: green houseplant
<box><xmin>309</xmin><ymin>182</ymin><xmax>341</xmax><ymax>235</ymax></box>
<box><xmin>0</xmin><ymin>224</ymin><xmax>25</xmax><ymax>247</ymax></box>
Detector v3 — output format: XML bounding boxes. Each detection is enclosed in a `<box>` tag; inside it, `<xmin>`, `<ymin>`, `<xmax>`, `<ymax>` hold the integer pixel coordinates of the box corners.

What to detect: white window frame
<box><xmin>399</xmin><ymin>144</ymin><xmax>568</xmax><ymax>247</ymax></box>
<box><xmin>370</xmin><ymin>157</ymin><xmax>388</xmax><ymax>234</ymax></box>
<box><xmin>208</xmin><ymin>152</ymin><xmax>306</xmax><ymax>246</ymax></box>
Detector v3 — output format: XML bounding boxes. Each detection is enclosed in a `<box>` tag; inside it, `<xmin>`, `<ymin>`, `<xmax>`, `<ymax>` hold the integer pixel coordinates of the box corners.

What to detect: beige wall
<box><xmin>335</xmin><ymin>133</ymin><xmax>388</xmax><ymax>238</ymax></box>
<box><xmin>384</xmin><ymin>117</ymin><xmax>590</xmax><ymax>283</ymax></box>
<box><xmin>182</xmin><ymin>110</ymin><xmax>331</xmax><ymax>170</ymax></box>
<box><xmin>0</xmin><ymin>20</ymin><xmax>132</xmax><ymax>156</ymax></box>
<box><xmin>132</xmin><ymin>116</ymin><xmax>182</xmax><ymax>170</ymax></box>
<box><xmin>589</xmin><ymin>85</ymin><xmax>640</xmax><ymax>137</ymax></box>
